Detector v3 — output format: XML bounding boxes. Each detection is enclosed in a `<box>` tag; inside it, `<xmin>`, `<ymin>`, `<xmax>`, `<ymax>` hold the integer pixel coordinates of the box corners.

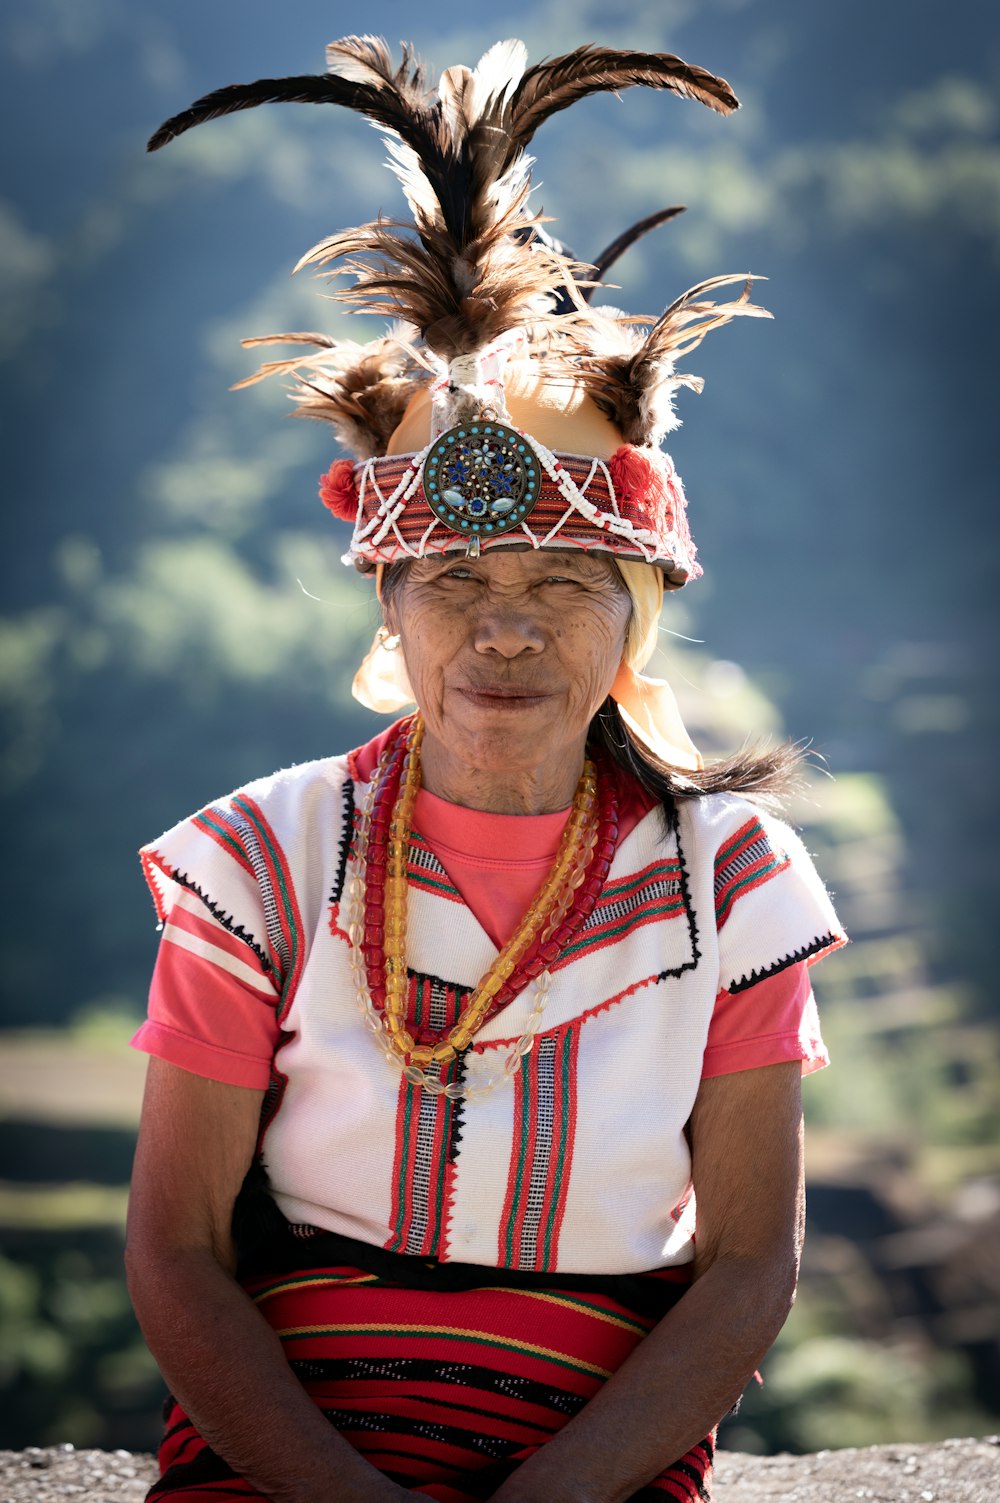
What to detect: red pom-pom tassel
<box><xmin>319</xmin><ymin>458</ymin><xmax>359</xmax><ymax>522</ymax></box>
<box><xmin>606</xmin><ymin>445</ymin><xmax>676</xmax><ymax>535</ymax></box>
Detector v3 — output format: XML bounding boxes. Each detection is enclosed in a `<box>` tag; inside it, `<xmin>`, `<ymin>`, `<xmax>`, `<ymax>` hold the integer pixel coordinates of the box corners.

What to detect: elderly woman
<box><xmin>126</xmin><ymin>36</ymin><xmax>844</xmax><ymax>1503</ymax></box>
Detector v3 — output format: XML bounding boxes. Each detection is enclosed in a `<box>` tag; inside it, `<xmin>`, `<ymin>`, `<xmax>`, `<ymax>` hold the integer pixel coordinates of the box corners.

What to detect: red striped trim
<box><xmin>716</xmin><ymin>852</ymin><xmax>789</xmax><ymax>927</ymax></box>
<box><xmin>139</xmin><ymin>848</ymin><xmax>170</xmax><ymax>923</ymax></box>
<box><xmin>716</xmin><ymin>853</ymin><xmax>791</xmax><ymax>928</ymax></box>
<box><xmin>541</xmin><ymin>1028</ymin><xmax>580</xmax><ymax>1267</ymax></box>
<box><xmin>190</xmin><ymin>807</ymin><xmax>256</xmax><ymax>878</ymax></box>
<box><xmin>506</xmin><ymin>1050</ymin><xmax>541</xmax><ymax>1269</ymax></box>
<box><xmin>386</xmin><ymin>1062</ymin><xmax>418</xmax><ymax>1254</ymax></box>
<box><xmin>715</xmin><ymin>816</ymin><xmax>763</xmax><ymax>868</ymax></box>
<box><xmin>499</xmin><ymin>1064</ymin><xmax>529</xmax><ymax>1267</ymax></box>
<box><xmin>385</xmin><ymin>978</ymin><xmax>463</xmax><ymax>1257</ymax></box>
<box><xmin>498</xmin><ymin>1029</ymin><xmax>581</xmax><ymax>1272</ymax></box>
<box><xmin>714</xmin><ymin>817</ymin><xmax>791</xmax><ymax>930</ymax></box>
<box><xmin>163</xmin><ymin>902</ymin><xmax>273</xmax><ymax>983</ymax></box>
<box><xmin>223</xmin><ymin>795</ymin><xmax>304</xmax><ymax>1153</ymax></box>
<box><xmin>235</xmin><ymin>794</ymin><xmax>305</xmax><ymax>1012</ymax></box>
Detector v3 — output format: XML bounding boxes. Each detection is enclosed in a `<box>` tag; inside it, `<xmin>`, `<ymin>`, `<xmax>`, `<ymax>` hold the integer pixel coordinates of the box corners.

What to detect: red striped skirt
<box><xmin>147</xmin><ymin>1242</ymin><xmax>714</xmax><ymax>1502</ymax></box>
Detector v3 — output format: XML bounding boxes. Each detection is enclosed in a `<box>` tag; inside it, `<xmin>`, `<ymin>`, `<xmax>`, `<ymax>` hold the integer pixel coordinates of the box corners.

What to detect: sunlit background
<box><xmin>1</xmin><ymin>0</ymin><xmax>998</xmax><ymax>1456</ymax></box>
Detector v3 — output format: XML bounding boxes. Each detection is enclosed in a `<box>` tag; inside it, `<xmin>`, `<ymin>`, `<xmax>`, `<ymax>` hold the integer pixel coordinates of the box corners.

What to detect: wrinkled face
<box><xmin>384</xmin><ymin>549</ymin><xmax>632</xmax><ymax>784</ymax></box>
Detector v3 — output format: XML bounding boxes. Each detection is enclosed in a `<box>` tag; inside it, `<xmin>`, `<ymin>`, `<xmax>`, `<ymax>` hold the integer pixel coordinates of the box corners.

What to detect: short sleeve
<box><xmin>132</xmin><ymin>791</ymin><xmax>294</xmax><ymax>1087</ymax></box>
<box><xmin>711</xmin><ymin>803</ymin><xmax>846</xmax><ymax>994</ymax></box>
<box><xmin>702</xmin><ymin>962</ymin><xmax>829</xmax><ymax>1080</ymax></box>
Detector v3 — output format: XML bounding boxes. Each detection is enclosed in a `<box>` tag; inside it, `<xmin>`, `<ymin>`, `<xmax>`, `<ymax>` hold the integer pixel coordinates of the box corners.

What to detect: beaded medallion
<box><xmin>423</xmin><ymin>419</ymin><xmax>542</xmax><ymax>538</ymax></box>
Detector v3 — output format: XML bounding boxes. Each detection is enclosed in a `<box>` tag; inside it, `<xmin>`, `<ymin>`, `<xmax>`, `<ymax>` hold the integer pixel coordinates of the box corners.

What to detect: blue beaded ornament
<box><xmin>423</xmin><ymin>420</ymin><xmax>542</xmax><ymax>543</ymax></box>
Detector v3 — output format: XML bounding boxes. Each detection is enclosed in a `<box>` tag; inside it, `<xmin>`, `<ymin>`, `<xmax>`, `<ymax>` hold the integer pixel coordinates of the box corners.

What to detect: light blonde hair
<box><xmin>617</xmin><ymin>560</ymin><xmax>665</xmax><ymax>673</ymax></box>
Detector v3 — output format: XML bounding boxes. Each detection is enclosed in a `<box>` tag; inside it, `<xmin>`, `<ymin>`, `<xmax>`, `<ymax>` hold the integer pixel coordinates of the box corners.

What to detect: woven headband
<box><xmin>320</xmin><ymin>432</ymin><xmax>699</xmax><ymax>586</ymax></box>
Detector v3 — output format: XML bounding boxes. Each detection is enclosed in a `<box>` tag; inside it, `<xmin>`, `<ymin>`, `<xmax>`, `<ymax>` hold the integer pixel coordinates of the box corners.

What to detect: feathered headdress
<box><xmin>149</xmin><ymin>35</ymin><xmax>770</xmax><ymax>584</ymax></box>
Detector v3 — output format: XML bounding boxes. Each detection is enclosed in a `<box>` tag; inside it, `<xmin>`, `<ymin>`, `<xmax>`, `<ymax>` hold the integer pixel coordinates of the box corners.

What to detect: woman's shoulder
<box><xmin>143</xmin><ymin>752</ymin><xmax>353</xmax><ymax>852</ymax></box>
<box><xmin>138</xmin><ymin>752</ymin><xmax>358</xmax><ymax>960</ymax></box>
<box><xmin>674</xmin><ymin>787</ymin><xmax>815</xmax><ymax>861</ymax></box>
<box><xmin>674</xmin><ymin>790</ymin><xmax>846</xmax><ymax>987</ymax></box>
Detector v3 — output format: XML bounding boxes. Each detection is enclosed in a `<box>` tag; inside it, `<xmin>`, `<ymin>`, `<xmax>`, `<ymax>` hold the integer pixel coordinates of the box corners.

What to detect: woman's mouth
<box><xmin>456</xmin><ymin>686</ymin><xmax>553</xmax><ymax>710</ymax></box>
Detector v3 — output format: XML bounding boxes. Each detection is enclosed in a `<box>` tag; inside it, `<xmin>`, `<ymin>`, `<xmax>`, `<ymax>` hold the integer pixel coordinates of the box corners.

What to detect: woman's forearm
<box><xmin>489</xmin><ymin>1251</ymin><xmax>797</xmax><ymax>1503</ymax></box>
<box><xmin>126</xmin><ymin>1244</ymin><xmax>408</xmax><ymax>1503</ymax></box>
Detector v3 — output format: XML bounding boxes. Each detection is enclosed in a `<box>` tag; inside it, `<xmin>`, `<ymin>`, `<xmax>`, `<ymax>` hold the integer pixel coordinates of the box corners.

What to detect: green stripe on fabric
<box><xmin>427</xmin><ymin>1089</ymin><xmax>452</xmax><ymax>1255</ymax></box>
<box><xmin>233</xmin><ymin>796</ymin><xmax>300</xmax><ymax>986</ymax></box>
<box><xmin>599</xmin><ymin>863</ymin><xmax>682</xmax><ymax>901</ymax></box>
<box><xmin>413</xmin><ymin>976</ymin><xmax>427</xmax><ymax>1030</ymax></box>
<box><xmin>557</xmin><ymin>898</ymin><xmax>686</xmax><ymax>960</ymax></box>
<box><xmin>504</xmin><ymin>1055</ymin><xmax>533</xmax><ymax>1267</ymax></box>
<box><xmin>714</xmin><ymin>821</ymin><xmax>764</xmax><ymax>871</ymax></box>
<box><xmin>716</xmin><ymin>856</ymin><xmax>780</xmax><ymax>923</ymax></box>
<box><xmin>407</xmin><ymin>871</ymin><xmax>461</xmax><ymax>898</ymax></box>
<box><xmin>252</xmin><ymin>1271</ymin><xmax>379</xmax><ymax>1299</ymax></box>
<box><xmin>509</xmin><ymin>1287</ymin><xmax>649</xmax><ymax>1334</ymax></box>
<box><xmin>193</xmin><ymin>811</ymin><xmax>249</xmax><ymax>866</ymax></box>
<box><xmin>276</xmin><ymin>1324</ymin><xmax>610</xmax><ymax>1379</ymax></box>
<box><xmin>388</xmin><ymin>1082</ymin><xmax>417</xmax><ymax>1254</ymax></box>
<box><xmin>540</xmin><ymin>1032</ymin><xmax>572</xmax><ymax>1269</ymax></box>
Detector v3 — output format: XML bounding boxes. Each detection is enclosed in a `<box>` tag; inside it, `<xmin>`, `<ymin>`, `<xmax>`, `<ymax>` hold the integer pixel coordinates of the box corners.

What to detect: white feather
<box><xmin>437</xmin><ymin>64</ymin><xmax>473</xmax><ymax>135</ymax></box>
<box><xmin>640</xmin><ymin>377</ymin><xmax>682</xmax><ymax>442</ymax></box>
<box><xmin>325</xmin><ymin>35</ymin><xmax>392</xmax><ymax>87</ymax></box>
<box><xmin>382</xmin><ymin>131</ymin><xmax>440</xmax><ymax>222</ymax></box>
<box><xmin>471</xmin><ymin>39</ymin><xmax>528</xmax><ymax>113</ymax></box>
<box><xmin>483</xmin><ymin>153</ymin><xmax>534</xmax><ymax>219</ymax></box>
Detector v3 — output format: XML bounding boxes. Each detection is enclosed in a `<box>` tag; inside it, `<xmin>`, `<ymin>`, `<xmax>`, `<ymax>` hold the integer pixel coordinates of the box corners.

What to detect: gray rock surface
<box><xmin>2</xmin><ymin>1438</ymin><xmax>998</xmax><ymax>1502</ymax></box>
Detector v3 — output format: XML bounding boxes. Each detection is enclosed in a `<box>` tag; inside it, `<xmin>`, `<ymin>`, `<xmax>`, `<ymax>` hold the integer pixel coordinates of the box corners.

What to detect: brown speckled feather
<box><xmin>569</xmin><ymin>276</ymin><xmax>772</xmax><ymax>446</ymax></box>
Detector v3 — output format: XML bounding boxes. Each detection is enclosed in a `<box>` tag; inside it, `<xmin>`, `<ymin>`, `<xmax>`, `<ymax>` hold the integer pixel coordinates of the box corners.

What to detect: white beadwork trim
<box><xmin>346</xmin><ymin>428</ymin><xmax>690</xmax><ymax>572</ymax></box>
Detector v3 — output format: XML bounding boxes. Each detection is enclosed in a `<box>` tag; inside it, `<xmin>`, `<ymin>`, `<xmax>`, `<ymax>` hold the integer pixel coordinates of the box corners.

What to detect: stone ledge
<box><xmin>3</xmin><ymin>1437</ymin><xmax>998</xmax><ymax>1502</ymax></box>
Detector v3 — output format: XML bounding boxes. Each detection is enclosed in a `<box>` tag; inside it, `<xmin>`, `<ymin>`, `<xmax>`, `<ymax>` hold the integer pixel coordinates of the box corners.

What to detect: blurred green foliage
<box><xmin>0</xmin><ymin>1241</ymin><xmax>161</xmax><ymax>1450</ymax></box>
<box><xmin>728</xmin><ymin>1325</ymin><xmax>995</xmax><ymax>1454</ymax></box>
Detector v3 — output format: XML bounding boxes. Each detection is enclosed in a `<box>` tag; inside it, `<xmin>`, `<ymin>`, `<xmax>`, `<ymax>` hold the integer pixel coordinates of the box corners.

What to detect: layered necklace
<box><xmin>344</xmin><ymin>715</ymin><xmax>620</xmax><ymax>1099</ymax></box>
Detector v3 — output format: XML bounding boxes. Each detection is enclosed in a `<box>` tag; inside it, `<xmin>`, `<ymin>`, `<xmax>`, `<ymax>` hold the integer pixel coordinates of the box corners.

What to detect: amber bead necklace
<box><xmin>344</xmin><ymin>715</ymin><xmax>620</xmax><ymax>1098</ymax></box>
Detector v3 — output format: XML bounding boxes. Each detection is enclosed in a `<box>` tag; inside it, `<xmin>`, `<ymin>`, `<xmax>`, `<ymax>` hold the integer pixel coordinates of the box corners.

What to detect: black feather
<box><xmin>148</xmin><ymin>75</ymin><xmax>354</xmax><ymax>152</ymax></box>
<box><xmin>509</xmin><ymin>46</ymin><xmax>739</xmax><ymax>154</ymax></box>
<box><xmin>588</xmin><ymin>206</ymin><xmax>687</xmax><ymax>297</ymax></box>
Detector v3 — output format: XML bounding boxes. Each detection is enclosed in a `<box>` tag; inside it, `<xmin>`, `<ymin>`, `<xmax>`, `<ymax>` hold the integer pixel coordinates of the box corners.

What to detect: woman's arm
<box><xmin>488</xmin><ymin>1059</ymin><xmax>805</xmax><ymax>1503</ymax></box>
<box><xmin>126</xmin><ymin>1057</ymin><xmax>420</xmax><ymax>1503</ymax></box>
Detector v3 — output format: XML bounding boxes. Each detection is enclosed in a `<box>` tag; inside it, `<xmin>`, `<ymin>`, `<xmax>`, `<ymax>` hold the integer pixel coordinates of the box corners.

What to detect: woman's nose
<box><xmin>472</xmin><ymin>603</ymin><xmax>546</xmax><ymax>658</ymax></box>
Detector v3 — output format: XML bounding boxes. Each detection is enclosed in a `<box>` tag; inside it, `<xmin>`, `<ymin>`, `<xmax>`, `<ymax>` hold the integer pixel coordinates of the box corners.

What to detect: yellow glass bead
<box><xmin>408</xmin><ymin>1044</ymin><xmax>434</xmax><ymax>1066</ymax></box>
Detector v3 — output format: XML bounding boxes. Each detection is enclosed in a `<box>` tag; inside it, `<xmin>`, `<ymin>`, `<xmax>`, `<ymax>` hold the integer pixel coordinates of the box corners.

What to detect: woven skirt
<box><xmin>146</xmin><ymin>1233</ymin><xmax>715</xmax><ymax>1502</ymax></box>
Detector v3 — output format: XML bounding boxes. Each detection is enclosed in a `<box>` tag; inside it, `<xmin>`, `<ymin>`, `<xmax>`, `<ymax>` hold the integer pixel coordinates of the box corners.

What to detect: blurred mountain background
<box><xmin>1</xmin><ymin>0</ymin><xmax>998</xmax><ymax>1455</ymax></box>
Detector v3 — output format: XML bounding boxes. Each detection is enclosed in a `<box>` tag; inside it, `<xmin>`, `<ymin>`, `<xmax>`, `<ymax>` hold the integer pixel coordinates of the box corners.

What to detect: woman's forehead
<box><xmin>411</xmin><ymin>549</ymin><xmax>622</xmax><ymax>580</ymax></box>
